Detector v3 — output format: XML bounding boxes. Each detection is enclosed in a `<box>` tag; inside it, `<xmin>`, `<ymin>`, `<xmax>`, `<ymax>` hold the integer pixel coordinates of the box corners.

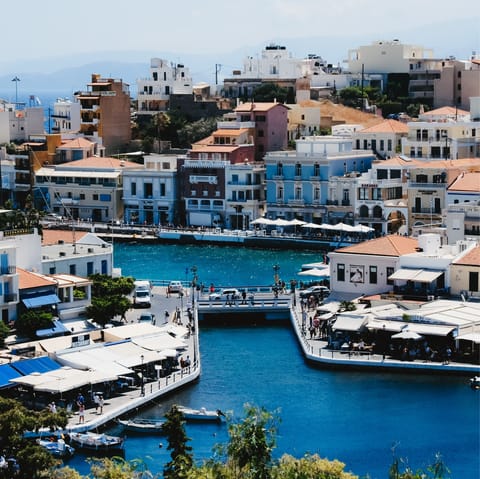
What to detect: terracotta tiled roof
<box><xmin>213</xmin><ymin>128</ymin><xmax>250</xmax><ymax>136</ymax></box>
<box><xmin>376</xmin><ymin>157</ymin><xmax>480</xmax><ymax>170</ymax></box>
<box><xmin>42</xmin><ymin>229</ymin><xmax>88</xmax><ymax>246</ymax></box>
<box><xmin>453</xmin><ymin>246</ymin><xmax>480</xmax><ymax>266</ymax></box>
<box><xmin>422</xmin><ymin>106</ymin><xmax>470</xmax><ymax>117</ymax></box>
<box><xmin>234</xmin><ymin>102</ymin><xmax>289</xmax><ymax>112</ymax></box>
<box><xmin>190</xmin><ymin>145</ymin><xmax>241</xmax><ymax>153</ymax></box>
<box><xmin>447</xmin><ymin>172</ymin><xmax>480</xmax><ymax>192</ymax></box>
<box><xmin>334</xmin><ymin>235</ymin><xmax>418</xmax><ymax>256</ymax></box>
<box><xmin>17</xmin><ymin>268</ymin><xmax>57</xmax><ymax>289</ymax></box>
<box><xmin>60</xmin><ymin>157</ymin><xmax>139</xmax><ymax>169</ymax></box>
<box><xmin>358</xmin><ymin>119</ymin><xmax>409</xmax><ymax>134</ymax></box>
<box><xmin>59</xmin><ymin>138</ymin><xmax>93</xmax><ymax>149</ymax></box>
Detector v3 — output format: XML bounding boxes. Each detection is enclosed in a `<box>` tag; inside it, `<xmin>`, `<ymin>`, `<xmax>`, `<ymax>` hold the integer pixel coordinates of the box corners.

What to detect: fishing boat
<box><xmin>68</xmin><ymin>432</ymin><xmax>124</xmax><ymax>453</ymax></box>
<box><xmin>117</xmin><ymin>418</ymin><xmax>166</xmax><ymax>434</ymax></box>
<box><xmin>37</xmin><ymin>438</ymin><xmax>75</xmax><ymax>458</ymax></box>
<box><xmin>177</xmin><ymin>406</ymin><xmax>225</xmax><ymax>422</ymax></box>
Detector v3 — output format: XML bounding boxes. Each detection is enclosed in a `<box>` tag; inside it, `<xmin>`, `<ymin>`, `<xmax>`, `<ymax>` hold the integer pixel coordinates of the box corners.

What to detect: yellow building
<box><xmin>450</xmin><ymin>245</ymin><xmax>480</xmax><ymax>299</ymax></box>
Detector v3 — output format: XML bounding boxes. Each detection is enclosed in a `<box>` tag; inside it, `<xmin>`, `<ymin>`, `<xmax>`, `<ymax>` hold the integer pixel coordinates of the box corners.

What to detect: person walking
<box><xmin>98</xmin><ymin>395</ymin><xmax>104</xmax><ymax>414</ymax></box>
<box><xmin>78</xmin><ymin>404</ymin><xmax>85</xmax><ymax>424</ymax></box>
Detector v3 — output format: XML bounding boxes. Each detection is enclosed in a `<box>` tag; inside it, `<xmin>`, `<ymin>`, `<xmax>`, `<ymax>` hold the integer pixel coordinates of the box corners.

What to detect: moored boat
<box><xmin>68</xmin><ymin>432</ymin><xmax>124</xmax><ymax>453</ymax></box>
<box><xmin>38</xmin><ymin>438</ymin><xmax>75</xmax><ymax>458</ymax></box>
<box><xmin>177</xmin><ymin>406</ymin><xmax>225</xmax><ymax>422</ymax></box>
<box><xmin>470</xmin><ymin>376</ymin><xmax>480</xmax><ymax>389</ymax></box>
<box><xmin>117</xmin><ymin>418</ymin><xmax>166</xmax><ymax>434</ymax></box>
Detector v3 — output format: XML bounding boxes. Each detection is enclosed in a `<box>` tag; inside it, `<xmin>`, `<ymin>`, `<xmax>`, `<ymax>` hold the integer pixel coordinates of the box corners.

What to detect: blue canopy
<box><xmin>0</xmin><ymin>364</ymin><xmax>22</xmax><ymax>389</ymax></box>
<box><xmin>11</xmin><ymin>356</ymin><xmax>62</xmax><ymax>376</ymax></box>
<box><xmin>22</xmin><ymin>294</ymin><xmax>60</xmax><ymax>309</ymax></box>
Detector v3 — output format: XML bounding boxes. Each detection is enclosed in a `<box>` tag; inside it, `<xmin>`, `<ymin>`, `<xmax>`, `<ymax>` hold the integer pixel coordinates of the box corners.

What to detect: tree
<box><xmin>223</xmin><ymin>403</ymin><xmax>280</xmax><ymax>479</ymax></box>
<box><xmin>177</xmin><ymin>117</ymin><xmax>219</xmax><ymax>148</ymax></box>
<box><xmin>251</xmin><ymin>83</ymin><xmax>290</xmax><ymax>103</ymax></box>
<box><xmin>14</xmin><ymin>310</ymin><xmax>54</xmax><ymax>339</ymax></box>
<box><xmin>0</xmin><ymin>320</ymin><xmax>10</xmax><ymax>347</ymax></box>
<box><xmin>163</xmin><ymin>405</ymin><xmax>193</xmax><ymax>479</ymax></box>
<box><xmin>0</xmin><ymin>397</ymin><xmax>67</xmax><ymax>479</ymax></box>
<box><xmin>271</xmin><ymin>454</ymin><xmax>358</xmax><ymax>479</ymax></box>
<box><xmin>338</xmin><ymin>87</ymin><xmax>366</xmax><ymax>108</ymax></box>
<box><xmin>86</xmin><ymin>275</ymin><xmax>134</xmax><ymax>326</ymax></box>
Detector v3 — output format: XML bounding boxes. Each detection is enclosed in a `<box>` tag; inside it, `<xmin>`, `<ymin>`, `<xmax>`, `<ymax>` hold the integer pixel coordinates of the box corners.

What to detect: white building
<box><xmin>122</xmin><ymin>154</ymin><xmax>178</xmax><ymax>225</ymax></box>
<box><xmin>328</xmin><ymin>235</ymin><xmax>419</xmax><ymax>297</ymax></box>
<box><xmin>136</xmin><ymin>58</ymin><xmax>193</xmax><ymax>116</ymax></box>
<box><xmin>347</xmin><ymin>39</ymin><xmax>434</xmax><ymax>74</ymax></box>
<box><xmin>51</xmin><ymin>98</ymin><xmax>81</xmax><ymax>134</ymax></box>
<box><xmin>0</xmin><ymin>106</ymin><xmax>44</xmax><ymax>143</ymax></box>
<box><xmin>41</xmin><ymin>232</ymin><xmax>113</xmax><ymax>278</ymax></box>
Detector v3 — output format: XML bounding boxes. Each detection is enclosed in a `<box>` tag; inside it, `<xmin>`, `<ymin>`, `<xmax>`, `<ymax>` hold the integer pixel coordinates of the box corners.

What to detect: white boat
<box><xmin>68</xmin><ymin>432</ymin><xmax>124</xmax><ymax>453</ymax></box>
<box><xmin>177</xmin><ymin>406</ymin><xmax>225</xmax><ymax>422</ymax></box>
<box><xmin>117</xmin><ymin>418</ymin><xmax>166</xmax><ymax>434</ymax></box>
<box><xmin>38</xmin><ymin>438</ymin><xmax>75</xmax><ymax>458</ymax></box>
<box><xmin>470</xmin><ymin>376</ymin><xmax>480</xmax><ymax>389</ymax></box>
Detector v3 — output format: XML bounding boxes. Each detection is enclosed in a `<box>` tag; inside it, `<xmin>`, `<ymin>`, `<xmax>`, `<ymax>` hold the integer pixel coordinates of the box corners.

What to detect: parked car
<box><xmin>299</xmin><ymin>285</ymin><xmax>330</xmax><ymax>299</ymax></box>
<box><xmin>209</xmin><ymin>288</ymin><xmax>241</xmax><ymax>301</ymax></box>
<box><xmin>138</xmin><ymin>312</ymin><xmax>155</xmax><ymax>323</ymax></box>
<box><xmin>168</xmin><ymin>281</ymin><xmax>184</xmax><ymax>293</ymax></box>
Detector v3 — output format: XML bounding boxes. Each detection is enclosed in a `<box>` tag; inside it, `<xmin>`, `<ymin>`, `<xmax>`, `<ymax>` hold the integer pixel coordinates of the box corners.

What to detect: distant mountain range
<box><xmin>0</xmin><ymin>17</ymin><xmax>477</xmax><ymax>102</ymax></box>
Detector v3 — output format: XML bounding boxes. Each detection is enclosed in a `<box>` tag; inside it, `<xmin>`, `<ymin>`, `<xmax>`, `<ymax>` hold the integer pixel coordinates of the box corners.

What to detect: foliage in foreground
<box><xmin>3</xmin><ymin>399</ymin><xmax>450</xmax><ymax>479</ymax></box>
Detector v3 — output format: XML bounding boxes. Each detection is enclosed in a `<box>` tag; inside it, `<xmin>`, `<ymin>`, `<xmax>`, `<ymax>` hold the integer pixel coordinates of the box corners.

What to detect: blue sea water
<box><xmin>65</xmin><ymin>242</ymin><xmax>480</xmax><ymax>478</ymax></box>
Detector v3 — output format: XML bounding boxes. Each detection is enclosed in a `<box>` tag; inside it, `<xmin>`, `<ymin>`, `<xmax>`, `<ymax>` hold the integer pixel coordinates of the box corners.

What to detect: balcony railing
<box><xmin>0</xmin><ymin>265</ymin><xmax>16</xmax><ymax>274</ymax></box>
<box><xmin>411</xmin><ymin>208</ymin><xmax>442</xmax><ymax>214</ymax></box>
<box><xmin>3</xmin><ymin>293</ymin><xmax>18</xmax><ymax>303</ymax></box>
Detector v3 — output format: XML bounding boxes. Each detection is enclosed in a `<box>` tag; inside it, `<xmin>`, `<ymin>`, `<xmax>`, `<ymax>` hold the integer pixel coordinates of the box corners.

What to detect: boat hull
<box><xmin>68</xmin><ymin>433</ymin><xmax>124</xmax><ymax>453</ymax></box>
<box><xmin>118</xmin><ymin>418</ymin><xmax>166</xmax><ymax>434</ymax></box>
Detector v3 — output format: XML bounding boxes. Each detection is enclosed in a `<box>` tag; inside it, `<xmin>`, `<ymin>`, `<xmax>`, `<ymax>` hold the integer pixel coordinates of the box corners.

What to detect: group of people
<box><xmin>73</xmin><ymin>391</ymin><xmax>105</xmax><ymax>424</ymax></box>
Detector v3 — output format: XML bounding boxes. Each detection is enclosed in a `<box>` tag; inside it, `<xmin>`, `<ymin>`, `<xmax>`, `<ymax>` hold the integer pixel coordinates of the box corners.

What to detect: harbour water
<box><xmin>69</xmin><ymin>242</ymin><xmax>479</xmax><ymax>478</ymax></box>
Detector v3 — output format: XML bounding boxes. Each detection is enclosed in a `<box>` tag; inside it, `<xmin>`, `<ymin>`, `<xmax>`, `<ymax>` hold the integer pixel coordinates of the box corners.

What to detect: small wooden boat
<box><xmin>68</xmin><ymin>432</ymin><xmax>124</xmax><ymax>453</ymax></box>
<box><xmin>117</xmin><ymin>418</ymin><xmax>166</xmax><ymax>434</ymax></box>
<box><xmin>38</xmin><ymin>438</ymin><xmax>75</xmax><ymax>458</ymax></box>
<box><xmin>177</xmin><ymin>406</ymin><xmax>225</xmax><ymax>422</ymax></box>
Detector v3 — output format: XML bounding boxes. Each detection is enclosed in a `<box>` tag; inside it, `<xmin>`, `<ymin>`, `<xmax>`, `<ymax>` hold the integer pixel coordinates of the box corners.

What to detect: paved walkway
<box><xmin>63</xmin><ymin>286</ymin><xmax>200</xmax><ymax>433</ymax></box>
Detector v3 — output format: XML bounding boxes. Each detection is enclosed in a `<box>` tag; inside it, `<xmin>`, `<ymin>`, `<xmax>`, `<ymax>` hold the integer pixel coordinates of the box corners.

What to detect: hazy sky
<box><xmin>2</xmin><ymin>0</ymin><xmax>478</xmax><ymax>57</ymax></box>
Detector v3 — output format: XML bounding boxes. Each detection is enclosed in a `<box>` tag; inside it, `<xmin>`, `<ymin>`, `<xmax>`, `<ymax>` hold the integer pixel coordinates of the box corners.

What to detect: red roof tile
<box><xmin>358</xmin><ymin>119</ymin><xmax>409</xmax><ymax>134</ymax></box>
<box><xmin>334</xmin><ymin>235</ymin><xmax>418</xmax><ymax>256</ymax></box>
<box><xmin>17</xmin><ymin>268</ymin><xmax>57</xmax><ymax>289</ymax></box>
<box><xmin>453</xmin><ymin>246</ymin><xmax>480</xmax><ymax>266</ymax></box>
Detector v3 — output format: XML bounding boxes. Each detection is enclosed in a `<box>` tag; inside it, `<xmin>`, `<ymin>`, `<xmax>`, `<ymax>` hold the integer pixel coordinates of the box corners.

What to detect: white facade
<box><xmin>0</xmin><ymin>236</ymin><xmax>19</xmax><ymax>323</ymax></box>
<box><xmin>122</xmin><ymin>155</ymin><xmax>178</xmax><ymax>225</ymax></box>
<box><xmin>234</xmin><ymin>45</ymin><xmax>326</xmax><ymax>79</ymax></box>
<box><xmin>137</xmin><ymin>58</ymin><xmax>193</xmax><ymax>115</ymax></box>
<box><xmin>42</xmin><ymin>235</ymin><xmax>113</xmax><ymax>278</ymax></box>
<box><xmin>52</xmin><ymin>98</ymin><xmax>81</xmax><ymax>133</ymax></box>
<box><xmin>347</xmin><ymin>40</ymin><xmax>434</xmax><ymax>74</ymax></box>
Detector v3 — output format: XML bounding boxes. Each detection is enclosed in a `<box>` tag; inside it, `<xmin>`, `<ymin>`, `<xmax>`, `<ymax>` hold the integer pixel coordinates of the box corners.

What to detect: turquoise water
<box><xmin>66</xmin><ymin>242</ymin><xmax>479</xmax><ymax>478</ymax></box>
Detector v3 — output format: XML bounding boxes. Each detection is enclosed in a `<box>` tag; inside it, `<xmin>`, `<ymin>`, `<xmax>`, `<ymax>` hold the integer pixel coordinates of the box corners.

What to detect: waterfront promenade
<box><xmin>61</xmin><ymin>286</ymin><xmax>200</xmax><ymax>433</ymax></box>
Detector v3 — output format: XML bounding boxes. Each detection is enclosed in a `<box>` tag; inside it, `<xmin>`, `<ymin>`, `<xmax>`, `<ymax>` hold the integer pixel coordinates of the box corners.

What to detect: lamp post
<box><xmin>191</xmin><ymin>265</ymin><xmax>198</xmax><ymax>307</ymax></box>
<box><xmin>442</xmin><ymin>133</ymin><xmax>451</xmax><ymax>160</ymax></box>
<box><xmin>140</xmin><ymin>354</ymin><xmax>145</xmax><ymax>396</ymax></box>
<box><xmin>273</xmin><ymin>264</ymin><xmax>280</xmax><ymax>285</ymax></box>
<box><xmin>11</xmin><ymin>76</ymin><xmax>20</xmax><ymax>105</ymax></box>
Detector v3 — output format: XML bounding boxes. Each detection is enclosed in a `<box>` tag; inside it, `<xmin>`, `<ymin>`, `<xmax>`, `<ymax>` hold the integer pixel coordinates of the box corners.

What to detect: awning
<box><xmin>22</xmin><ymin>294</ymin><xmax>60</xmax><ymax>309</ymax></box>
<box><xmin>332</xmin><ymin>315</ymin><xmax>367</xmax><ymax>332</ymax></box>
<box><xmin>388</xmin><ymin>269</ymin><xmax>423</xmax><ymax>281</ymax></box>
<box><xmin>388</xmin><ymin>269</ymin><xmax>443</xmax><ymax>283</ymax></box>
<box><xmin>413</xmin><ymin>270</ymin><xmax>443</xmax><ymax>283</ymax></box>
<box><xmin>366</xmin><ymin>318</ymin><xmax>455</xmax><ymax>336</ymax></box>
<box><xmin>456</xmin><ymin>332</ymin><xmax>480</xmax><ymax>344</ymax></box>
<box><xmin>0</xmin><ymin>364</ymin><xmax>22</xmax><ymax>389</ymax></box>
<box><xmin>11</xmin><ymin>356</ymin><xmax>62</xmax><ymax>376</ymax></box>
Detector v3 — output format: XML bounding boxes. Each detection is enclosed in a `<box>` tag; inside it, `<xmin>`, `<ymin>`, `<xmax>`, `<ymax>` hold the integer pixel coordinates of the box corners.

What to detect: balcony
<box><xmin>217</xmin><ymin>121</ymin><xmax>256</xmax><ymax>129</ymax></box>
<box><xmin>287</xmin><ymin>199</ymin><xmax>305</xmax><ymax>206</ymax></box>
<box><xmin>0</xmin><ymin>265</ymin><xmax>16</xmax><ymax>275</ymax></box>
<box><xmin>411</xmin><ymin>208</ymin><xmax>442</xmax><ymax>214</ymax></box>
<box><xmin>409</xmin><ymin>182</ymin><xmax>446</xmax><ymax>188</ymax></box>
<box><xmin>2</xmin><ymin>293</ymin><xmax>18</xmax><ymax>303</ymax></box>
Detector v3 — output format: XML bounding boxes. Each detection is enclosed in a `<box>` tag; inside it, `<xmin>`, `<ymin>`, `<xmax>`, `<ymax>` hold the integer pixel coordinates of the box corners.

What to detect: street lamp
<box><xmin>442</xmin><ymin>133</ymin><xmax>451</xmax><ymax>160</ymax></box>
<box><xmin>140</xmin><ymin>354</ymin><xmax>145</xmax><ymax>396</ymax></box>
<box><xmin>11</xmin><ymin>76</ymin><xmax>20</xmax><ymax>105</ymax></box>
<box><xmin>191</xmin><ymin>265</ymin><xmax>198</xmax><ymax>307</ymax></box>
<box><xmin>273</xmin><ymin>264</ymin><xmax>280</xmax><ymax>285</ymax></box>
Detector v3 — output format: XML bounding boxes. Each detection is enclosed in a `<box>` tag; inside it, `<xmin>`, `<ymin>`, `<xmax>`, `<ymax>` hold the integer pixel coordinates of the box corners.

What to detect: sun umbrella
<box><xmin>288</xmin><ymin>218</ymin><xmax>307</xmax><ymax>226</ymax></box>
<box><xmin>301</xmin><ymin>222</ymin><xmax>324</xmax><ymax>229</ymax></box>
<box><xmin>352</xmin><ymin>224</ymin><xmax>374</xmax><ymax>233</ymax></box>
<box><xmin>297</xmin><ymin>266</ymin><xmax>330</xmax><ymax>277</ymax></box>
<box><xmin>391</xmin><ymin>330</ymin><xmax>424</xmax><ymax>340</ymax></box>
<box><xmin>251</xmin><ymin>217</ymin><xmax>274</xmax><ymax>225</ymax></box>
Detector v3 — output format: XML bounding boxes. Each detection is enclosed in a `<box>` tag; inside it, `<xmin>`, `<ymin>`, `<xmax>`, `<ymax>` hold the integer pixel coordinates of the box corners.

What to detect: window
<box><xmin>390</xmin><ymin>169</ymin><xmax>401</xmax><ymax>179</ymax></box>
<box><xmin>277</xmin><ymin>186</ymin><xmax>283</xmax><ymax>200</ymax></box>
<box><xmin>256</xmin><ymin>115</ymin><xmax>266</xmax><ymax>122</ymax></box>
<box><xmin>277</xmin><ymin>163</ymin><xmax>283</xmax><ymax>176</ymax></box>
<box><xmin>369</xmin><ymin>265</ymin><xmax>377</xmax><ymax>284</ymax></box>
<box><xmin>313</xmin><ymin>163</ymin><xmax>320</xmax><ymax>177</ymax></box>
<box><xmin>380</xmin><ymin>140</ymin><xmax>384</xmax><ymax>151</ymax></box>
<box><xmin>469</xmin><ymin>272</ymin><xmax>479</xmax><ymax>292</ymax></box>
<box><xmin>160</xmin><ymin>183</ymin><xmax>166</xmax><ymax>196</ymax></box>
<box><xmin>372</xmin><ymin>188</ymin><xmax>381</xmax><ymax>200</ymax></box>
<box><xmin>87</xmin><ymin>261</ymin><xmax>94</xmax><ymax>276</ymax></box>
<box><xmin>49</xmin><ymin>267</ymin><xmax>56</xmax><ymax>274</ymax></box>
<box><xmin>93</xmin><ymin>194</ymin><xmax>98</xmax><ymax>201</ymax></box>
<box><xmin>69</xmin><ymin>264</ymin><xmax>76</xmax><ymax>275</ymax></box>
<box><xmin>377</xmin><ymin>169</ymin><xmax>388</xmax><ymax>180</ymax></box>
<box><xmin>314</xmin><ymin>187</ymin><xmax>320</xmax><ymax>201</ymax></box>
<box><xmin>144</xmin><ymin>183</ymin><xmax>153</xmax><ymax>198</ymax></box>
<box><xmin>257</xmin><ymin>130</ymin><xmax>264</xmax><ymax>138</ymax></box>
<box><xmin>359</xmin><ymin>188</ymin><xmax>368</xmax><ymax>200</ymax></box>
<box><xmin>337</xmin><ymin>264</ymin><xmax>345</xmax><ymax>282</ymax></box>
<box><xmin>101</xmin><ymin>260</ymin><xmax>107</xmax><ymax>275</ymax></box>
<box><xmin>388</xmin><ymin>139</ymin><xmax>392</xmax><ymax>151</ymax></box>
<box><xmin>386</xmin><ymin>267</ymin><xmax>394</xmax><ymax>286</ymax></box>
<box><xmin>295</xmin><ymin>163</ymin><xmax>302</xmax><ymax>177</ymax></box>
<box><xmin>131</xmin><ymin>182</ymin><xmax>136</xmax><ymax>195</ymax></box>
<box><xmin>295</xmin><ymin>187</ymin><xmax>302</xmax><ymax>200</ymax></box>
<box><xmin>80</xmin><ymin>193</ymin><xmax>85</xmax><ymax>200</ymax></box>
